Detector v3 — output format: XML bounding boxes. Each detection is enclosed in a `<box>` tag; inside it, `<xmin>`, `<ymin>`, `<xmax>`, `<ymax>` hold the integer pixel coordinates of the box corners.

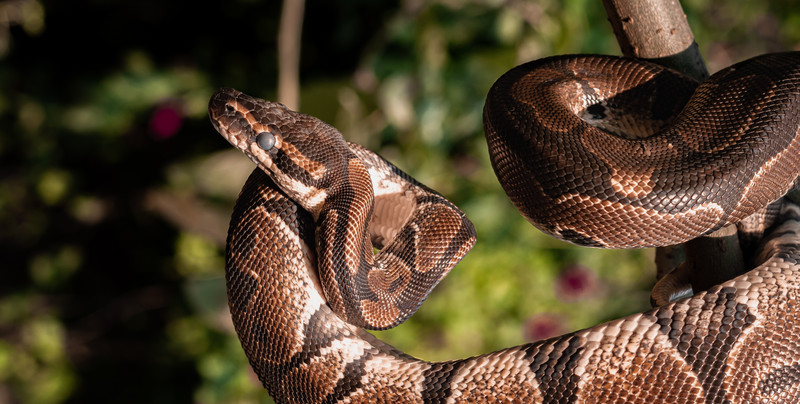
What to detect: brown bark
<box><xmin>602</xmin><ymin>0</ymin><xmax>708</xmax><ymax>81</ymax></box>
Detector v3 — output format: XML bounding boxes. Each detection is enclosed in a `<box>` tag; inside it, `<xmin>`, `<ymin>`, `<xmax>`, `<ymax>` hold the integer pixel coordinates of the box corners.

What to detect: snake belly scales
<box><xmin>208</xmin><ymin>52</ymin><xmax>800</xmax><ymax>403</ymax></box>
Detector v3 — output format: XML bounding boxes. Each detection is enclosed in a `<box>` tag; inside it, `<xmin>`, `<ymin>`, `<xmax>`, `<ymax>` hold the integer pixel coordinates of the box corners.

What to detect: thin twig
<box><xmin>277</xmin><ymin>0</ymin><xmax>305</xmax><ymax>110</ymax></box>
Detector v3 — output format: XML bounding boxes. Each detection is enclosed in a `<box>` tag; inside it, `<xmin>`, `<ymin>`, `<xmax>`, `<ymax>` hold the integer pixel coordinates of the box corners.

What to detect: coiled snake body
<box><xmin>209</xmin><ymin>52</ymin><xmax>800</xmax><ymax>403</ymax></box>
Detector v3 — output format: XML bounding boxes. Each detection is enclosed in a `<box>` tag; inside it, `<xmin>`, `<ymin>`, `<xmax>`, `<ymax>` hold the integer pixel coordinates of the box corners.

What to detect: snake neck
<box><xmin>313</xmin><ymin>159</ymin><xmax>381</xmax><ymax>326</ymax></box>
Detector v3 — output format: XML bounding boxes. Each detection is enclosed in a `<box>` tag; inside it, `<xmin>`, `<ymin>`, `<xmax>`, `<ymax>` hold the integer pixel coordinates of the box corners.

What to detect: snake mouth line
<box><xmin>209</xmin><ymin>90</ymin><xmax>252</xmax><ymax>148</ymax></box>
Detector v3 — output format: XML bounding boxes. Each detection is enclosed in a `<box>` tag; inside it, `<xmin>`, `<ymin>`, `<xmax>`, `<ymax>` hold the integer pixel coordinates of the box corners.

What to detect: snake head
<box><xmin>209</xmin><ymin>87</ymin><xmax>290</xmax><ymax>171</ymax></box>
<box><xmin>209</xmin><ymin>87</ymin><xmax>353</xmax><ymax>215</ymax></box>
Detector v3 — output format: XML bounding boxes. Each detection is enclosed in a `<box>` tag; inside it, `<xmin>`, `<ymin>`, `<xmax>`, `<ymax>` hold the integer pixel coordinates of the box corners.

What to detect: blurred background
<box><xmin>1</xmin><ymin>0</ymin><xmax>798</xmax><ymax>402</ymax></box>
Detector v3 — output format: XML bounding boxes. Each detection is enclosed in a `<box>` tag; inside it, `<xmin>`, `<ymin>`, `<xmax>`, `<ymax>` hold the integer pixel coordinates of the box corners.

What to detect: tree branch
<box><xmin>601</xmin><ymin>0</ymin><xmax>744</xmax><ymax>302</ymax></box>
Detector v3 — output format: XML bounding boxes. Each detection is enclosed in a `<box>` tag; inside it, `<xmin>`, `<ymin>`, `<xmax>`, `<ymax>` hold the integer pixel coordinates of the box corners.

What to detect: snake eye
<box><xmin>256</xmin><ymin>132</ymin><xmax>276</xmax><ymax>151</ymax></box>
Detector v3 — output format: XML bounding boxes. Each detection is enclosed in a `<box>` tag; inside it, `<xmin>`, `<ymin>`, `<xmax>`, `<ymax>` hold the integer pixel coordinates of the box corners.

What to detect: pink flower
<box><xmin>555</xmin><ymin>264</ymin><xmax>598</xmax><ymax>302</ymax></box>
<box><xmin>149</xmin><ymin>104</ymin><xmax>183</xmax><ymax>139</ymax></box>
<box><xmin>523</xmin><ymin>313</ymin><xmax>565</xmax><ymax>342</ymax></box>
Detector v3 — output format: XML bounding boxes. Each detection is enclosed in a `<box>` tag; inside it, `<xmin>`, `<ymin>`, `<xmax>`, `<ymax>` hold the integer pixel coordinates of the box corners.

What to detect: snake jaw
<box><xmin>247</xmin><ymin>141</ymin><xmax>275</xmax><ymax>170</ymax></box>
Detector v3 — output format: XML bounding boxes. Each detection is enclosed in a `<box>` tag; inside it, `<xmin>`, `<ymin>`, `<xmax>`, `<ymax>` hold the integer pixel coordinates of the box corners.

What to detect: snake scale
<box><xmin>209</xmin><ymin>52</ymin><xmax>800</xmax><ymax>403</ymax></box>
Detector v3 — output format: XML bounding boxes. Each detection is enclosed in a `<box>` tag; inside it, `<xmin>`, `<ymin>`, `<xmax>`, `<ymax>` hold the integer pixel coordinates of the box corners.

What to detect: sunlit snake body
<box><xmin>209</xmin><ymin>52</ymin><xmax>800</xmax><ymax>403</ymax></box>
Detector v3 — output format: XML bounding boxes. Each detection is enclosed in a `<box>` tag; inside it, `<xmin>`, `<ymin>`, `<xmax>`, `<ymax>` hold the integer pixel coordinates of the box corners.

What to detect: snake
<box><xmin>209</xmin><ymin>51</ymin><xmax>800</xmax><ymax>403</ymax></box>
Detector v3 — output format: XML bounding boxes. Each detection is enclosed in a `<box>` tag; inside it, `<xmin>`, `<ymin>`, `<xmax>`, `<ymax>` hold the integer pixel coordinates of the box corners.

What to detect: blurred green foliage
<box><xmin>1</xmin><ymin>0</ymin><xmax>798</xmax><ymax>403</ymax></box>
